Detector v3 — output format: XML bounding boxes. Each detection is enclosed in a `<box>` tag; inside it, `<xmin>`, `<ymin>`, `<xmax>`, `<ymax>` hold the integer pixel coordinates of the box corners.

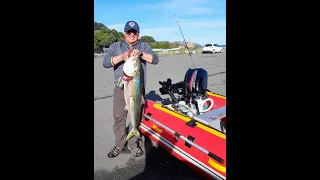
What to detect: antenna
<box><xmin>174</xmin><ymin>15</ymin><xmax>196</xmax><ymax>69</ymax></box>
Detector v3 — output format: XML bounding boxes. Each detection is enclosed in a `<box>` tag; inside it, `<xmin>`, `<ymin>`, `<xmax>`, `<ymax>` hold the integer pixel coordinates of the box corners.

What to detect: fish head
<box><xmin>123</xmin><ymin>54</ymin><xmax>141</xmax><ymax>79</ymax></box>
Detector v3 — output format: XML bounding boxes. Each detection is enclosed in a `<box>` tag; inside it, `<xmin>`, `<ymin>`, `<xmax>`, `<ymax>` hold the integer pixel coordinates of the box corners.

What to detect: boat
<box><xmin>139</xmin><ymin>68</ymin><xmax>226</xmax><ymax>180</ymax></box>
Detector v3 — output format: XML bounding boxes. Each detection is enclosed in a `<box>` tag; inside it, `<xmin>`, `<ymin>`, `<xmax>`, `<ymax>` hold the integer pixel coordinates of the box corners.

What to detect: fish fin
<box><xmin>126</xmin><ymin>128</ymin><xmax>141</xmax><ymax>141</ymax></box>
<box><xmin>141</xmin><ymin>96</ymin><xmax>145</xmax><ymax>105</ymax></box>
<box><xmin>130</xmin><ymin>97</ymin><xmax>134</xmax><ymax>106</ymax></box>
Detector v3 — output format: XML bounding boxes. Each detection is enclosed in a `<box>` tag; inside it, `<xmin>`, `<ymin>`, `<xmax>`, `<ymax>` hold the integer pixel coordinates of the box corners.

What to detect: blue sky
<box><xmin>94</xmin><ymin>0</ymin><xmax>226</xmax><ymax>46</ymax></box>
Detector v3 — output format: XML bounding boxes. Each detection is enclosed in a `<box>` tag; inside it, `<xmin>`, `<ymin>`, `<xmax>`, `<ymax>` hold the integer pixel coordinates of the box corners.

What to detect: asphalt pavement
<box><xmin>94</xmin><ymin>52</ymin><xmax>226</xmax><ymax>180</ymax></box>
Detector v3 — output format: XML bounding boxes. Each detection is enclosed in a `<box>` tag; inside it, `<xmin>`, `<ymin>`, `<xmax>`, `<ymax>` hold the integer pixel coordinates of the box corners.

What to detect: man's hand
<box><xmin>131</xmin><ymin>49</ymin><xmax>140</xmax><ymax>56</ymax></box>
<box><xmin>121</xmin><ymin>50</ymin><xmax>131</xmax><ymax>61</ymax></box>
<box><xmin>138</xmin><ymin>51</ymin><xmax>154</xmax><ymax>64</ymax></box>
<box><xmin>110</xmin><ymin>50</ymin><xmax>131</xmax><ymax>66</ymax></box>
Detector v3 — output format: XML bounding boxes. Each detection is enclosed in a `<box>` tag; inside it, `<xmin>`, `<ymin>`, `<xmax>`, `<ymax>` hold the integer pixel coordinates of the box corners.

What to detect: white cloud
<box><xmin>141</xmin><ymin>28</ymin><xmax>180</xmax><ymax>42</ymax></box>
<box><xmin>105</xmin><ymin>24</ymin><xmax>124</xmax><ymax>32</ymax></box>
<box><xmin>104</xmin><ymin>0</ymin><xmax>226</xmax><ymax>45</ymax></box>
<box><xmin>138</xmin><ymin>0</ymin><xmax>218</xmax><ymax>16</ymax></box>
<box><xmin>188</xmin><ymin>30</ymin><xmax>226</xmax><ymax>45</ymax></box>
<box><xmin>140</xmin><ymin>28</ymin><xmax>177</xmax><ymax>37</ymax></box>
<box><xmin>186</xmin><ymin>7</ymin><xmax>214</xmax><ymax>15</ymax></box>
<box><xmin>178</xmin><ymin>20</ymin><xmax>226</xmax><ymax>29</ymax></box>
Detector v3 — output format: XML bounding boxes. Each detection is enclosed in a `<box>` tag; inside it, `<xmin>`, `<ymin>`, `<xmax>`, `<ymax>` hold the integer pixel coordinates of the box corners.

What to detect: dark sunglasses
<box><xmin>126</xmin><ymin>30</ymin><xmax>138</xmax><ymax>35</ymax></box>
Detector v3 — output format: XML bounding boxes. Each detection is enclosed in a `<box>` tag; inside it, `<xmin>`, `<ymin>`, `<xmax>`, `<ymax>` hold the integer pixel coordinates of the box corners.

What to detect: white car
<box><xmin>202</xmin><ymin>44</ymin><xmax>223</xmax><ymax>53</ymax></box>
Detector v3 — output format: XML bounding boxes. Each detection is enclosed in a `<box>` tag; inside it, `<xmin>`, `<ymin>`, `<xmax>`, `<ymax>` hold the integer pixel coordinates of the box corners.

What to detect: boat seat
<box><xmin>193</xmin><ymin>106</ymin><xmax>226</xmax><ymax>133</ymax></box>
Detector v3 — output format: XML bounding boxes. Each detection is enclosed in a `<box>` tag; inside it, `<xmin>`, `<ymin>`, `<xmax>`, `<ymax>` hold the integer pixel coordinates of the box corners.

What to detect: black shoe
<box><xmin>128</xmin><ymin>147</ymin><xmax>143</xmax><ymax>157</ymax></box>
<box><xmin>107</xmin><ymin>146</ymin><xmax>125</xmax><ymax>158</ymax></box>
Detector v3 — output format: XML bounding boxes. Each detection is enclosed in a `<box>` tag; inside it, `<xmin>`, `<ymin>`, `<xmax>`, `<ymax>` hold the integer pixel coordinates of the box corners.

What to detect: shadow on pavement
<box><xmin>145</xmin><ymin>90</ymin><xmax>171</xmax><ymax>105</ymax></box>
<box><xmin>130</xmin><ymin>133</ymin><xmax>206</xmax><ymax>180</ymax></box>
<box><xmin>94</xmin><ymin>134</ymin><xmax>205</xmax><ymax>180</ymax></box>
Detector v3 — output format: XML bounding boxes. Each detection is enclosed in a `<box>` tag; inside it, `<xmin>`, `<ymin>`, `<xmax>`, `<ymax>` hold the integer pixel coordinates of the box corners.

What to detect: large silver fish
<box><xmin>123</xmin><ymin>54</ymin><xmax>145</xmax><ymax>141</ymax></box>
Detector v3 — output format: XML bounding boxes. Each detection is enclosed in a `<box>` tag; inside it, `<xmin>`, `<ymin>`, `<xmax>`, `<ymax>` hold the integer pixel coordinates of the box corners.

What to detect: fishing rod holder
<box><xmin>159</xmin><ymin>78</ymin><xmax>185</xmax><ymax>104</ymax></box>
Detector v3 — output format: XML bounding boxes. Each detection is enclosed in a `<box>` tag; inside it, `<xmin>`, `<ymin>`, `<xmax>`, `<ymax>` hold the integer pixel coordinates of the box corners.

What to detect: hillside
<box><xmin>94</xmin><ymin>21</ymin><xmax>202</xmax><ymax>52</ymax></box>
<box><xmin>173</xmin><ymin>41</ymin><xmax>203</xmax><ymax>47</ymax></box>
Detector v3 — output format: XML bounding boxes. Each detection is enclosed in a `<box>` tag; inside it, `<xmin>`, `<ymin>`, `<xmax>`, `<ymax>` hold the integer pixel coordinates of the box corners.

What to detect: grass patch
<box><xmin>154</xmin><ymin>47</ymin><xmax>203</xmax><ymax>57</ymax></box>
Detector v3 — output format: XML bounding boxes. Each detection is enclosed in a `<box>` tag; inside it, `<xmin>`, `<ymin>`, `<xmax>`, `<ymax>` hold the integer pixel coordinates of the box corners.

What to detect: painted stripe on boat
<box><xmin>153</xmin><ymin>104</ymin><xmax>226</xmax><ymax>139</ymax></box>
<box><xmin>152</xmin><ymin>124</ymin><xmax>163</xmax><ymax>133</ymax></box>
<box><xmin>206</xmin><ymin>92</ymin><xmax>226</xmax><ymax>99</ymax></box>
<box><xmin>140</xmin><ymin>123</ymin><xmax>226</xmax><ymax>180</ymax></box>
<box><xmin>208</xmin><ymin>158</ymin><xmax>226</xmax><ymax>173</ymax></box>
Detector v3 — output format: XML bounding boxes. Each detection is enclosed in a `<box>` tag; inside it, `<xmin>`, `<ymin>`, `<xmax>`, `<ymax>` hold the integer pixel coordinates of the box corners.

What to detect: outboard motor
<box><xmin>159</xmin><ymin>68</ymin><xmax>213</xmax><ymax>116</ymax></box>
<box><xmin>184</xmin><ymin>68</ymin><xmax>213</xmax><ymax>114</ymax></box>
<box><xmin>184</xmin><ymin>68</ymin><xmax>208</xmax><ymax>95</ymax></box>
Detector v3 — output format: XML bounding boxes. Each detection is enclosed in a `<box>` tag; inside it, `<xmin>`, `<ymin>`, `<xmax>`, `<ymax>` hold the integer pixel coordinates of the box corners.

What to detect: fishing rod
<box><xmin>173</xmin><ymin>15</ymin><xmax>197</xmax><ymax>69</ymax></box>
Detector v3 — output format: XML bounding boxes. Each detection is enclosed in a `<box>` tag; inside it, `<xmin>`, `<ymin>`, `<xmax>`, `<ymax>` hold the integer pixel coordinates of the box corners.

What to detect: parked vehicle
<box><xmin>202</xmin><ymin>44</ymin><xmax>223</xmax><ymax>53</ymax></box>
<box><xmin>219</xmin><ymin>45</ymin><xmax>226</xmax><ymax>50</ymax></box>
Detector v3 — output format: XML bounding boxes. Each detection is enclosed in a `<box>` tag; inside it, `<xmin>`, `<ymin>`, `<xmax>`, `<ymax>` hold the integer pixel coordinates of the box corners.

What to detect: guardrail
<box><xmin>152</xmin><ymin>47</ymin><xmax>181</xmax><ymax>52</ymax></box>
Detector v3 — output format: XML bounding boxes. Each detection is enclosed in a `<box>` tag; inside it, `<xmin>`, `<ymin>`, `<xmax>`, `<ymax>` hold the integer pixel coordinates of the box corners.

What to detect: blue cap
<box><xmin>124</xmin><ymin>21</ymin><xmax>140</xmax><ymax>32</ymax></box>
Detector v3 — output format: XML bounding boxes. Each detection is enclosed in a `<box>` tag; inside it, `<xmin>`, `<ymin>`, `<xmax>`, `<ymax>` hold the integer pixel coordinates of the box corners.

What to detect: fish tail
<box><xmin>126</xmin><ymin>128</ymin><xmax>141</xmax><ymax>141</ymax></box>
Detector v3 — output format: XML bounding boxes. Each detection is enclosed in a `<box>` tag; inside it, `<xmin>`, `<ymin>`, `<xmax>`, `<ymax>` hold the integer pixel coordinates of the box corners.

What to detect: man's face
<box><xmin>124</xmin><ymin>29</ymin><xmax>139</xmax><ymax>43</ymax></box>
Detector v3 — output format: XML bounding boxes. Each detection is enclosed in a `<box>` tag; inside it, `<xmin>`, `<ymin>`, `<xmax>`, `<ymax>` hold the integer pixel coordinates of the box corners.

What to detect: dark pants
<box><xmin>112</xmin><ymin>86</ymin><xmax>145</xmax><ymax>148</ymax></box>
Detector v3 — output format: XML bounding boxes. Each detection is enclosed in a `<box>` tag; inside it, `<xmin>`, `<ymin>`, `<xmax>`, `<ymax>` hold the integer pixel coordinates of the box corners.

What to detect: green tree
<box><xmin>105</xmin><ymin>32</ymin><xmax>118</xmax><ymax>47</ymax></box>
<box><xmin>140</xmin><ymin>35</ymin><xmax>155</xmax><ymax>43</ymax></box>
<box><xmin>94</xmin><ymin>22</ymin><xmax>126</xmax><ymax>52</ymax></box>
<box><xmin>109</xmin><ymin>29</ymin><xmax>123</xmax><ymax>42</ymax></box>
<box><xmin>150</xmin><ymin>42</ymin><xmax>156</xmax><ymax>49</ymax></box>
<box><xmin>94</xmin><ymin>30</ymin><xmax>108</xmax><ymax>52</ymax></box>
<box><xmin>94</xmin><ymin>22</ymin><xmax>108</xmax><ymax>31</ymax></box>
<box><xmin>149</xmin><ymin>41</ymin><xmax>179</xmax><ymax>49</ymax></box>
<box><xmin>117</xmin><ymin>32</ymin><xmax>124</xmax><ymax>41</ymax></box>
<box><xmin>101</xmin><ymin>27</ymin><xmax>110</xmax><ymax>33</ymax></box>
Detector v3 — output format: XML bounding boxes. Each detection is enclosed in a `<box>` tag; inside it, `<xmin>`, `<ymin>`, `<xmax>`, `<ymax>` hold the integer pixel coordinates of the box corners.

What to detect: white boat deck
<box><xmin>193</xmin><ymin>106</ymin><xmax>226</xmax><ymax>133</ymax></box>
<box><xmin>164</xmin><ymin>104</ymin><xmax>226</xmax><ymax>133</ymax></box>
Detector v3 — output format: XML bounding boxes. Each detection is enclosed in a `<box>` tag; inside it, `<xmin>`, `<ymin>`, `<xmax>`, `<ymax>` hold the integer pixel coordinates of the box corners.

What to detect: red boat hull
<box><xmin>140</xmin><ymin>92</ymin><xmax>226</xmax><ymax>180</ymax></box>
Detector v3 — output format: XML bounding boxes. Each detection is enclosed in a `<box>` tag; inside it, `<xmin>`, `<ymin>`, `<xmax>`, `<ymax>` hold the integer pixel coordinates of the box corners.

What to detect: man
<box><xmin>103</xmin><ymin>21</ymin><xmax>159</xmax><ymax>158</ymax></box>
